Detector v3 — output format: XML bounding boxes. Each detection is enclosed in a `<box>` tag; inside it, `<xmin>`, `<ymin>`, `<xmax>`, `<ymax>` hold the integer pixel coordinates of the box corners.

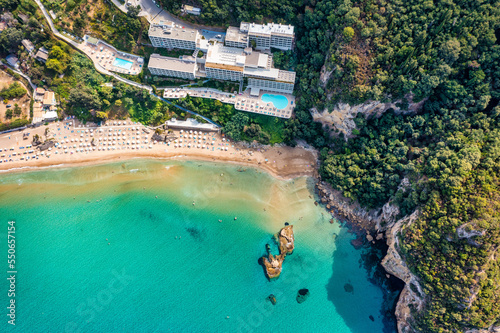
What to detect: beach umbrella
<box><xmin>149</xmin><ymin>145</ymin><xmax>152</xmax><ymax>149</ymax></box>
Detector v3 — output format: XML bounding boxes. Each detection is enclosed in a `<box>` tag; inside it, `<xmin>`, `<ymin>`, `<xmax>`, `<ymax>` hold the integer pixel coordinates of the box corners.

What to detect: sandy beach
<box><xmin>0</xmin><ymin>120</ymin><xmax>318</xmax><ymax>179</ymax></box>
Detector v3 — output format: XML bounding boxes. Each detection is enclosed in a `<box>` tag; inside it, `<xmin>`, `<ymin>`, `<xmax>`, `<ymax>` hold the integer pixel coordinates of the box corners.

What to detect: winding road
<box><xmin>32</xmin><ymin>0</ymin><xmax>221</xmax><ymax>127</ymax></box>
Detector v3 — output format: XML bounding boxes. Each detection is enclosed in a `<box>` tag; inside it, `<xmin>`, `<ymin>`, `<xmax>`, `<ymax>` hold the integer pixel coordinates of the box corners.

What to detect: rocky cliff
<box><xmin>381</xmin><ymin>210</ymin><xmax>424</xmax><ymax>333</ymax></box>
<box><xmin>261</xmin><ymin>225</ymin><xmax>294</xmax><ymax>279</ymax></box>
<box><xmin>316</xmin><ymin>181</ymin><xmax>400</xmax><ymax>232</ymax></box>
<box><xmin>311</xmin><ymin>99</ymin><xmax>425</xmax><ymax>137</ymax></box>
<box><xmin>316</xmin><ymin>180</ymin><xmax>425</xmax><ymax>332</ymax></box>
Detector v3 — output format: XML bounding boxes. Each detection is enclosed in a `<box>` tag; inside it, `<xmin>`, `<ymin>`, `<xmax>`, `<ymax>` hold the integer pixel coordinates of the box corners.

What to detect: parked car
<box><xmin>6</xmin><ymin>104</ymin><xmax>12</xmax><ymax>108</ymax></box>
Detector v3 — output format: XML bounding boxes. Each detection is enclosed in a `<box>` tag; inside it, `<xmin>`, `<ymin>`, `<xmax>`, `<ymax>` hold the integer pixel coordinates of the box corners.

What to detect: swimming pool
<box><xmin>261</xmin><ymin>94</ymin><xmax>289</xmax><ymax>109</ymax></box>
<box><xmin>113</xmin><ymin>58</ymin><xmax>133</xmax><ymax>70</ymax></box>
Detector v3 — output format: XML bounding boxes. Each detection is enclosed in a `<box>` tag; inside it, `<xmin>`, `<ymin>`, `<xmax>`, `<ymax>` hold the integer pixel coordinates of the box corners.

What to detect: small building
<box><xmin>18</xmin><ymin>13</ymin><xmax>29</xmax><ymax>24</ymax></box>
<box><xmin>32</xmin><ymin>102</ymin><xmax>43</xmax><ymax>123</ymax></box>
<box><xmin>166</xmin><ymin>118</ymin><xmax>218</xmax><ymax>132</ymax></box>
<box><xmin>35</xmin><ymin>47</ymin><xmax>49</xmax><ymax>63</ymax></box>
<box><xmin>182</xmin><ymin>5</ymin><xmax>201</xmax><ymax>15</ymax></box>
<box><xmin>22</xmin><ymin>39</ymin><xmax>35</xmax><ymax>54</ymax></box>
<box><xmin>6</xmin><ymin>54</ymin><xmax>19</xmax><ymax>68</ymax></box>
<box><xmin>1</xmin><ymin>12</ymin><xmax>15</xmax><ymax>27</ymax></box>
<box><xmin>34</xmin><ymin>87</ymin><xmax>45</xmax><ymax>101</ymax></box>
<box><xmin>42</xmin><ymin>91</ymin><xmax>56</xmax><ymax>108</ymax></box>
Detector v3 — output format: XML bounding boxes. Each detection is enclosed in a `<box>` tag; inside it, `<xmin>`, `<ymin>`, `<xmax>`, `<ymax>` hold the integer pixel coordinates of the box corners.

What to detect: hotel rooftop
<box><xmin>149</xmin><ymin>22</ymin><xmax>198</xmax><ymax>42</ymax></box>
<box><xmin>206</xmin><ymin>44</ymin><xmax>247</xmax><ymax>70</ymax></box>
<box><xmin>240</xmin><ymin>22</ymin><xmax>295</xmax><ymax>37</ymax></box>
<box><xmin>148</xmin><ymin>54</ymin><xmax>196</xmax><ymax>72</ymax></box>
<box><xmin>225</xmin><ymin>26</ymin><xmax>249</xmax><ymax>44</ymax></box>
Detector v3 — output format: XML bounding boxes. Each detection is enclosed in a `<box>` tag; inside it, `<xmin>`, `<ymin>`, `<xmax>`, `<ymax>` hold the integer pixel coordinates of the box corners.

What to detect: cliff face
<box><xmin>316</xmin><ymin>180</ymin><xmax>424</xmax><ymax>332</ymax></box>
<box><xmin>381</xmin><ymin>211</ymin><xmax>423</xmax><ymax>333</ymax></box>
<box><xmin>311</xmin><ymin>99</ymin><xmax>425</xmax><ymax>137</ymax></box>
<box><xmin>316</xmin><ymin>181</ymin><xmax>400</xmax><ymax>232</ymax></box>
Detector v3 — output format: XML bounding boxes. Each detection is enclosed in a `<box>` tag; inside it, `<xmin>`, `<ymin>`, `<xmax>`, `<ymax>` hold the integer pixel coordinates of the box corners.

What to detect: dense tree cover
<box><xmin>290</xmin><ymin>0</ymin><xmax>500</xmax><ymax>108</ymax></box>
<box><xmin>158</xmin><ymin>0</ymin><xmax>302</xmax><ymax>26</ymax></box>
<box><xmin>300</xmin><ymin>1</ymin><xmax>500</xmax><ymax>331</ymax></box>
<box><xmin>42</xmin><ymin>0</ymin><xmax>147</xmax><ymax>52</ymax></box>
<box><xmin>320</xmin><ymin>105</ymin><xmax>500</xmax><ymax>331</ymax></box>
<box><xmin>0</xmin><ymin>82</ymin><xmax>27</xmax><ymax>99</ymax></box>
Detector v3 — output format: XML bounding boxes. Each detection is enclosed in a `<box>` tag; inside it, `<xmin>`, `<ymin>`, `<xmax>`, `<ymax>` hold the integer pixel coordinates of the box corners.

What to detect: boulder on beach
<box><xmin>296</xmin><ymin>288</ymin><xmax>310</xmax><ymax>303</ymax></box>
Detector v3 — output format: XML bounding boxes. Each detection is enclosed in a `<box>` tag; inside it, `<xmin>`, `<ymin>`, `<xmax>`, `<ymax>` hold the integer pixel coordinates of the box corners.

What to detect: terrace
<box><xmin>80</xmin><ymin>35</ymin><xmax>144</xmax><ymax>75</ymax></box>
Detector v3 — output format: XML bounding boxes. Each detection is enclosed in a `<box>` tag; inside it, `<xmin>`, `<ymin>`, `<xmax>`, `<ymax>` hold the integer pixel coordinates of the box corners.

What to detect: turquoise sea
<box><xmin>0</xmin><ymin>160</ymin><xmax>393</xmax><ymax>332</ymax></box>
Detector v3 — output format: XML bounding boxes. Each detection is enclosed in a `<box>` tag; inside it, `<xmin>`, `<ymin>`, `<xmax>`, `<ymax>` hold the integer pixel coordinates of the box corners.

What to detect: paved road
<box><xmin>32</xmin><ymin>0</ymin><xmax>221</xmax><ymax>128</ymax></box>
<box><xmin>111</xmin><ymin>0</ymin><xmax>225</xmax><ymax>32</ymax></box>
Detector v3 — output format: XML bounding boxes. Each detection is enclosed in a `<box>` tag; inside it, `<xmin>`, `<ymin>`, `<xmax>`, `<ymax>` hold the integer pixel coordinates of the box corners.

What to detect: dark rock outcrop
<box><xmin>296</xmin><ymin>289</ymin><xmax>310</xmax><ymax>303</ymax></box>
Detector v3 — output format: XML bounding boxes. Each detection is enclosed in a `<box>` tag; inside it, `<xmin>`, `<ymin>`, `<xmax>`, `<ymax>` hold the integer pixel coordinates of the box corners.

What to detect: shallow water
<box><xmin>0</xmin><ymin>160</ymin><xmax>392</xmax><ymax>332</ymax></box>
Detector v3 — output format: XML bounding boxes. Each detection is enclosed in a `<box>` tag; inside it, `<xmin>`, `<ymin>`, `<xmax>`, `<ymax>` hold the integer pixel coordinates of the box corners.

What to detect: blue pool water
<box><xmin>262</xmin><ymin>94</ymin><xmax>289</xmax><ymax>109</ymax></box>
<box><xmin>113</xmin><ymin>58</ymin><xmax>133</xmax><ymax>70</ymax></box>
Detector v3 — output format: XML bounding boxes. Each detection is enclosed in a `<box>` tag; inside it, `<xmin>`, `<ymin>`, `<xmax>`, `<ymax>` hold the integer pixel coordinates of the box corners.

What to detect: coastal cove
<box><xmin>0</xmin><ymin>160</ymin><xmax>395</xmax><ymax>332</ymax></box>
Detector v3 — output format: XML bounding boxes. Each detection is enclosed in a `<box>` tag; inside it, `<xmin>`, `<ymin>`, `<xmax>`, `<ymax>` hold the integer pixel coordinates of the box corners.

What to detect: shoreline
<box><xmin>0</xmin><ymin>121</ymin><xmax>318</xmax><ymax>180</ymax></box>
<box><xmin>0</xmin><ymin>151</ymin><xmax>318</xmax><ymax>180</ymax></box>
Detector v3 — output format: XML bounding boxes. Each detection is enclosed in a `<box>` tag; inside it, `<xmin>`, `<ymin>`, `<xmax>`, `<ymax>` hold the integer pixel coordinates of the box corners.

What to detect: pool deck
<box><xmin>163</xmin><ymin>87</ymin><xmax>294</xmax><ymax>118</ymax></box>
<box><xmin>81</xmin><ymin>36</ymin><xmax>144</xmax><ymax>75</ymax></box>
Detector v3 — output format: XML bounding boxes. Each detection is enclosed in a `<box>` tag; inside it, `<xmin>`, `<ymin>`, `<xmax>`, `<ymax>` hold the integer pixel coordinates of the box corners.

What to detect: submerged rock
<box><xmin>296</xmin><ymin>289</ymin><xmax>310</xmax><ymax>303</ymax></box>
<box><xmin>267</xmin><ymin>294</ymin><xmax>277</xmax><ymax>305</ymax></box>
<box><xmin>344</xmin><ymin>283</ymin><xmax>354</xmax><ymax>293</ymax></box>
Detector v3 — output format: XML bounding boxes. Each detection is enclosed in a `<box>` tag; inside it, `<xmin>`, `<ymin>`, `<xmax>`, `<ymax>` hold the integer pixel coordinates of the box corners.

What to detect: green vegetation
<box><xmin>288</xmin><ymin>0</ymin><xmax>500</xmax><ymax>331</ymax></box>
<box><xmin>0</xmin><ymin>82</ymin><xmax>27</xmax><ymax>100</ymax></box>
<box><xmin>322</xmin><ymin>106</ymin><xmax>500</xmax><ymax>332</ymax></box>
<box><xmin>158</xmin><ymin>0</ymin><xmax>300</xmax><ymax>26</ymax></box>
<box><xmin>176</xmin><ymin>95</ymin><xmax>284</xmax><ymax>144</ymax></box>
<box><xmin>65</xmin><ymin>53</ymin><xmax>177</xmax><ymax>125</ymax></box>
<box><xmin>42</xmin><ymin>0</ymin><xmax>148</xmax><ymax>53</ymax></box>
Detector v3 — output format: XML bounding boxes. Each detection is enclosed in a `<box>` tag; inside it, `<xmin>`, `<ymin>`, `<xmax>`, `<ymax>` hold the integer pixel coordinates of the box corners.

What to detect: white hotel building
<box><xmin>147</xmin><ymin>21</ymin><xmax>296</xmax><ymax>95</ymax></box>
<box><xmin>148</xmin><ymin>23</ymin><xmax>199</xmax><ymax>50</ymax></box>
<box><xmin>148</xmin><ymin>54</ymin><xmax>197</xmax><ymax>80</ymax></box>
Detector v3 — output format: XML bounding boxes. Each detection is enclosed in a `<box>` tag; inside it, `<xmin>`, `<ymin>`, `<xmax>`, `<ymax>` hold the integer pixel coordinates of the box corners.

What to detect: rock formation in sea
<box><xmin>296</xmin><ymin>289</ymin><xmax>310</xmax><ymax>304</ymax></box>
<box><xmin>261</xmin><ymin>225</ymin><xmax>294</xmax><ymax>279</ymax></box>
